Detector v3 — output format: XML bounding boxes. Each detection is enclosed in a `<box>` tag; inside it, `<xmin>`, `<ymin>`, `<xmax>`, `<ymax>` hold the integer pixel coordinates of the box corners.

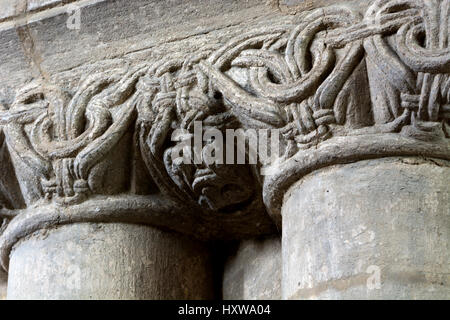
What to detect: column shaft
<box><xmin>7</xmin><ymin>223</ymin><xmax>214</xmax><ymax>300</ymax></box>
<box><xmin>282</xmin><ymin>157</ymin><xmax>450</xmax><ymax>299</ymax></box>
<box><xmin>223</xmin><ymin>236</ymin><xmax>281</xmax><ymax>300</ymax></box>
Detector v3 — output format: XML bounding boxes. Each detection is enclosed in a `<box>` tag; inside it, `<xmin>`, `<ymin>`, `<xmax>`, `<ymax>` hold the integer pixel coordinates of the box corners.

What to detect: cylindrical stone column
<box><xmin>0</xmin><ymin>269</ymin><xmax>6</xmax><ymax>300</ymax></box>
<box><xmin>6</xmin><ymin>223</ymin><xmax>214</xmax><ymax>300</ymax></box>
<box><xmin>282</xmin><ymin>157</ymin><xmax>449</xmax><ymax>299</ymax></box>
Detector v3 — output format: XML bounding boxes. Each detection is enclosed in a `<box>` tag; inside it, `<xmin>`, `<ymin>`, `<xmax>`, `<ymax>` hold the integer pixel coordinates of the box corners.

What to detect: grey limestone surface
<box><xmin>223</xmin><ymin>236</ymin><xmax>282</xmax><ymax>300</ymax></box>
<box><xmin>0</xmin><ymin>0</ymin><xmax>449</xmax><ymax>301</ymax></box>
<box><xmin>282</xmin><ymin>157</ymin><xmax>450</xmax><ymax>299</ymax></box>
<box><xmin>0</xmin><ymin>269</ymin><xmax>6</xmax><ymax>299</ymax></box>
<box><xmin>7</xmin><ymin>222</ymin><xmax>214</xmax><ymax>299</ymax></box>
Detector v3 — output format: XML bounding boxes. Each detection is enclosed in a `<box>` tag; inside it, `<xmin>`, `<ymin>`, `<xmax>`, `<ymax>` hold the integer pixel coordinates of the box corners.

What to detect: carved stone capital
<box><xmin>0</xmin><ymin>0</ymin><xmax>449</xmax><ymax>272</ymax></box>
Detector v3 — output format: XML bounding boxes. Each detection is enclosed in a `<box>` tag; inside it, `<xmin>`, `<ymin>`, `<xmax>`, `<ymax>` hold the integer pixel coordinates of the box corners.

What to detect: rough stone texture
<box><xmin>223</xmin><ymin>236</ymin><xmax>281</xmax><ymax>300</ymax></box>
<box><xmin>0</xmin><ymin>0</ymin><xmax>448</xmax><ymax>300</ymax></box>
<box><xmin>7</xmin><ymin>222</ymin><xmax>214</xmax><ymax>299</ymax></box>
<box><xmin>0</xmin><ymin>269</ymin><xmax>6</xmax><ymax>299</ymax></box>
<box><xmin>282</xmin><ymin>157</ymin><xmax>450</xmax><ymax>299</ymax></box>
<box><xmin>274</xmin><ymin>0</ymin><xmax>369</xmax><ymax>14</ymax></box>
<box><xmin>1</xmin><ymin>0</ymin><xmax>449</xmax><ymax>242</ymax></box>
<box><xmin>0</xmin><ymin>0</ymin><xmax>284</xmax><ymax>242</ymax></box>
<box><xmin>0</xmin><ymin>0</ymin><xmax>274</xmax><ymax>103</ymax></box>
<box><xmin>0</xmin><ymin>0</ymin><xmax>18</xmax><ymax>21</ymax></box>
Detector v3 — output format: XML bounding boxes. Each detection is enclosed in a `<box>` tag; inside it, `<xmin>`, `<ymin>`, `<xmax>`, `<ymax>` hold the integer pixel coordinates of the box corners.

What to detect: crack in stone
<box><xmin>16</xmin><ymin>24</ymin><xmax>49</xmax><ymax>81</ymax></box>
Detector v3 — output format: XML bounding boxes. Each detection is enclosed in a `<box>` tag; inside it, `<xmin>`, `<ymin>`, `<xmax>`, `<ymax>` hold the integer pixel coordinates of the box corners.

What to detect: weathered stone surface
<box><xmin>27</xmin><ymin>0</ymin><xmax>64</xmax><ymax>12</ymax></box>
<box><xmin>0</xmin><ymin>1</ymin><xmax>86</xmax><ymax>22</ymax></box>
<box><xmin>0</xmin><ymin>0</ymin><xmax>448</xmax><ymax>300</ymax></box>
<box><xmin>0</xmin><ymin>0</ymin><xmax>281</xmax><ymax>242</ymax></box>
<box><xmin>1</xmin><ymin>0</ymin><xmax>449</xmax><ymax>243</ymax></box>
<box><xmin>0</xmin><ymin>0</ymin><xmax>273</xmax><ymax>103</ymax></box>
<box><xmin>273</xmin><ymin>0</ymin><xmax>369</xmax><ymax>14</ymax></box>
<box><xmin>0</xmin><ymin>0</ymin><xmax>18</xmax><ymax>21</ymax></box>
<box><xmin>282</xmin><ymin>157</ymin><xmax>450</xmax><ymax>299</ymax></box>
<box><xmin>7</xmin><ymin>222</ymin><xmax>214</xmax><ymax>299</ymax></box>
<box><xmin>0</xmin><ymin>269</ymin><xmax>6</xmax><ymax>299</ymax></box>
<box><xmin>223</xmin><ymin>236</ymin><xmax>281</xmax><ymax>300</ymax></box>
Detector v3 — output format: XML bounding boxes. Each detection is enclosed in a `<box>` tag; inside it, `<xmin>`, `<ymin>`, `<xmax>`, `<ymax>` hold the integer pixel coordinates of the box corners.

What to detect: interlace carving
<box><xmin>0</xmin><ymin>0</ymin><xmax>448</xmax><ymax>232</ymax></box>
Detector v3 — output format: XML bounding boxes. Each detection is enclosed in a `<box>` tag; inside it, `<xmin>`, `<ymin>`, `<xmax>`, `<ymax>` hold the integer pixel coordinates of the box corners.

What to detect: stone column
<box><xmin>282</xmin><ymin>157</ymin><xmax>450</xmax><ymax>299</ymax></box>
<box><xmin>0</xmin><ymin>0</ymin><xmax>449</xmax><ymax>301</ymax></box>
<box><xmin>0</xmin><ymin>0</ymin><xmax>279</xmax><ymax>301</ymax></box>
<box><xmin>0</xmin><ymin>269</ymin><xmax>6</xmax><ymax>300</ymax></box>
<box><xmin>7</xmin><ymin>223</ymin><xmax>214</xmax><ymax>300</ymax></box>
<box><xmin>223</xmin><ymin>236</ymin><xmax>281</xmax><ymax>300</ymax></box>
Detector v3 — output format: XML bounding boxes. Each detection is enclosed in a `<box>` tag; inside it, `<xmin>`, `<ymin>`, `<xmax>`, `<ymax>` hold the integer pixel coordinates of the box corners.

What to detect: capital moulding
<box><xmin>0</xmin><ymin>0</ymin><xmax>449</xmax><ymax>271</ymax></box>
